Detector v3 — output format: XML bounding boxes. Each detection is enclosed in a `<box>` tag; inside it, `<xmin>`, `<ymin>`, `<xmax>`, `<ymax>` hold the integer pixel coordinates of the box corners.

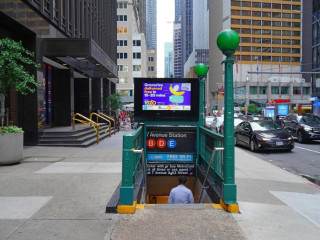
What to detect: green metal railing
<box><xmin>120</xmin><ymin>126</ymin><xmax>144</xmax><ymax>205</ymax></box>
<box><xmin>199</xmin><ymin>126</ymin><xmax>236</xmax><ymax>204</ymax></box>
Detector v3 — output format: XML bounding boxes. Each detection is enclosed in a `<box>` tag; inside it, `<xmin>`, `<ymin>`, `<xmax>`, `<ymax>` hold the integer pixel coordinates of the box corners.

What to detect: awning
<box><xmin>250</xmin><ymin>99</ymin><xmax>268</xmax><ymax>105</ymax></box>
<box><xmin>234</xmin><ymin>99</ymin><xmax>246</xmax><ymax>105</ymax></box>
<box><xmin>41</xmin><ymin>38</ymin><xmax>118</xmax><ymax>78</ymax></box>
<box><xmin>269</xmin><ymin>99</ymin><xmax>290</xmax><ymax>104</ymax></box>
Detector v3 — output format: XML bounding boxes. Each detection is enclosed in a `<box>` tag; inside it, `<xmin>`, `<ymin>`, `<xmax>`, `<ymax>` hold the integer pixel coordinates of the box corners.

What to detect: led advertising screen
<box><xmin>134</xmin><ymin>78</ymin><xmax>199</xmax><ymax>121</ymax></box>
<box><xmin>277</xmin><ymin>104</ymin><xmax>289</xmax><ymax>116</ymax></box>
<box><xmin>142</xmin><ymin>83</ymin><xmax>191</xmax><ymax>111</ymax></box>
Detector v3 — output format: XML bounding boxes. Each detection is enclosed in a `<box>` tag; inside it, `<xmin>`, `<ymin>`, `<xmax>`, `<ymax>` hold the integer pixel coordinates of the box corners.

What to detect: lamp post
<box><xmin>216</xmin><ymin>29</ymin><xmax>239</xmax><ymax>204</ymax></box>
<box><xmin>194</xmin><ymin>63</ymin><xmax>208</xmax><ymax>126</ymax></box>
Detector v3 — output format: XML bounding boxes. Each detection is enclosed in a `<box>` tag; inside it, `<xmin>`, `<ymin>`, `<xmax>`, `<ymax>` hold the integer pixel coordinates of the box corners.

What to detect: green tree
<box><xmin>247</xmin><ymin>103</ymin><xmax>259</xmax><ymax>114</ymax></box>
<box><xmin>106</xmin><ymin>93</ymin><xmax>123</xmax><ymax>113</ymax></box>
<box><xmin>0</xmin><ymin>38</ymin><xmax>40</xmax><ymax>127</ymax></box>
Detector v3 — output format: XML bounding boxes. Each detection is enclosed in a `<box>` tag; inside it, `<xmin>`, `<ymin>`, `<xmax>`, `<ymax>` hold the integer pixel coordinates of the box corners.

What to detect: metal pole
<box><xmin>198</xmin><ymin>147</ymin><xmax>224</xmax><ymax>203</ymax></box>
<box><xmin>132</xmin><ymin>149</ymin><xmax>147</xmax><ymax>204</ymax></box>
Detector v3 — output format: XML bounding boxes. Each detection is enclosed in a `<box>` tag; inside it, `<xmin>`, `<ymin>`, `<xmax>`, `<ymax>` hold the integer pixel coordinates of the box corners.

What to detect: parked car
<box><xmin>219</xmin><ymin>117</ymin><xmax>245</xmax><ymax>135</ymax></box>
<box><xmin>283</xmin><ymin>114</ymin><xmax>320</xmax><ymax>143</ymax></box>
<box><xmin>210</xmin><ymin>116</ymin><xmax>224</xmax><ymax>133</ymax></box>
<box><xmin>235</xmin><ymin>120</ymin><xmax>294</xmax><ymax>152</ymax></box>
<box><xmin>241</xmin><ymin>115</ymin><xmax>272</xmax><ymax>121</ymax></box>
<box><xmin>205</xmin><ymin>116</ymin><xmax>216</xmax><ymax>129</ymax></box>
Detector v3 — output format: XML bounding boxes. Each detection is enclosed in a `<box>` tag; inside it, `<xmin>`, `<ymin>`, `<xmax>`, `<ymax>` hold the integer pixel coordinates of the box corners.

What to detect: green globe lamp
<box><xmin>216</xmin><ymin>29</ymin><xmax>240</xmax><ymax>57</ymax></box>
<box><xmin>194</xmin><ymin>63</ymin><xmax>208</xmax><ymax>78</ymax></box>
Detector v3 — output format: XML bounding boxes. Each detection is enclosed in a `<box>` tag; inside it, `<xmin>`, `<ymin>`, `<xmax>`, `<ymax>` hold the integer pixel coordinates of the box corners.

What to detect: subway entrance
<box><xmin>106</xmin><ymin>74</ymin><xmax>237</xmax><ymax>213</ymax></box>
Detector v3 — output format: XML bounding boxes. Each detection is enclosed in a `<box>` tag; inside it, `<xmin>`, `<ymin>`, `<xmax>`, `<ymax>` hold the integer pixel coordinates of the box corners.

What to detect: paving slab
<box><xmin>6</xmin><ymin>219</ymin><xmax>119</xmax><ymax>240</ymax></box>
<box><xmin>234</xmin><ymin>202</ymin><xmax>320</xmax><ymax>240</ymax></box>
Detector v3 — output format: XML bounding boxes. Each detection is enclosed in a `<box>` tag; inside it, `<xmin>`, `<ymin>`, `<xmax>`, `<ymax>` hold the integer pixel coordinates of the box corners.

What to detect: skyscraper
<box><xmin>181</xmin><ymin>0</ymin><xmax>193</xmax><ymax>66</ymax></box>
<box><xmin>116</xmin><ymin>0</ymin><xmax>148</xmax><ymax>104</ymax></box>
<box><xmin>164</xmin><ymin>42</ymin><xmax>173</xmax><ymax>78</ymax></box>
<box><xmin>173</xmin><ymin>21</ymin><xmax>182</xmax><ymax>78</ymax></box>
<box><xmin>146</xmin><ymin>0</ymin><xmax>157</xmax><ymax>49</ymax></box>
<box><xmin>209</xmin><ymin>0</ymin><xmax>311</xmax><ymax>113</ymax></box>
<box><xmin>175</xmin><ymin>0</ymin><xmax>181</xmax><ymax>22</ymax></box>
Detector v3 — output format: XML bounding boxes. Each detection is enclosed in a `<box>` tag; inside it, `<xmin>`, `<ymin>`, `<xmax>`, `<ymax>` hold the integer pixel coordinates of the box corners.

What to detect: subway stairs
<box><xmin>38</xmin><ymin>123</ymin><xmax>118</xmax><ymax>147</ymax></box>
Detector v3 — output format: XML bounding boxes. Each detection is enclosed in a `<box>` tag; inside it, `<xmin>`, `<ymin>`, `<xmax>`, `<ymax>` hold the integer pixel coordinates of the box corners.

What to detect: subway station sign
<box><xmin>146</xmin><ymin>130</ymin><xmax>196</xmax><ymax>162</ymax></box>
<box><xmin>146</xmin><ymin>131</ymin><xmax>196</xmax><ymax>153</ymax></box>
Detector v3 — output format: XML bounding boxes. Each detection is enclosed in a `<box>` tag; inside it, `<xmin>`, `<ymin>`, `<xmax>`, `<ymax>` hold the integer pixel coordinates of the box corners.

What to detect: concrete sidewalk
<box><xmin>0</xmin><ymin>130</ymin><xmax>319</xmax><ymax>240</ymax></box>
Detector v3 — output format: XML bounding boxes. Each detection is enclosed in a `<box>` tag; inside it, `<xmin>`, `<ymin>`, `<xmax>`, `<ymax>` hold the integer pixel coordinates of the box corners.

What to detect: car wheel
<box><xmin>297</xmin><ymin>131</ymin><xmax>305</xmax><ymax>143</ymax></box>
<box><xmin>250</xmin><ymin>139</ymin><xmax>257</xmax><ymax>152</ymax></box>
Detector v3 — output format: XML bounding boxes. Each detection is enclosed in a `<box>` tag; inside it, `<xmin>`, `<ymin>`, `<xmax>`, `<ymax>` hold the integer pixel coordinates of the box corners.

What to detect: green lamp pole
<box><xmin>216</xmin><ymin>29</ymin><xmax>239</xmax><ymax>204</ymax></box>
<box><xmin>194</xmin><ymin>63</ymin><xmax>208</xmax><ymax>126</ymax></box>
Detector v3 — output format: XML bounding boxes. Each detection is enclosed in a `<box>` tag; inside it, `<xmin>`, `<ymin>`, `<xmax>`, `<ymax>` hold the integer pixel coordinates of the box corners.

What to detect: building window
<box><xmin>271</xmin><ymin>87</ymin><xmax>279</xmax><ymax>94</ymax></box>
<box><xmin>148</xmin><ymin>66</ymin><xmax>154</xmax><ymax>71</ymax></box>
<box><xmin>236</xmin><ymin>86</ymin><xmax>246</xmax><ymax>95</ymax></box>
<box><xmin>117</xmin><ymin>27</ymin><xmax>127</xmax><ymax>34</ymax></box>
<box><xmin>117</xmin><ymin>90</ymin><xmax>129</xmax><ymax>96</ymax></box>
<box><xmin>117</xmin><ymin>2</ymin><xmax>127</xmax><ymax>9</ymax></box>
<box><xmin>117</xmin><ymin>40</ymin><xmax>128</xmax><ymax>46</ymax></box>
<box><xmin>117</xmin><ymin>53</ymin><xmax>128</xmax><ymax>59</ymax></box>
<box><xmin>281</xmin><ymin>87</ymin><xmax>289</xmax><ymax>94</ymax></box>
<box><xmin>133</xmin><ymin>52</ymin><xmax>141</xmax><ymax>59</ymax></box>
<box><xmin>118</xmin><ymin>78</ymin><xmax>128</xmax><ymax>84</ymax></box>
<box><xmin>133</xmin><ymin>65</ymin><xmax>141</xmax><ymax>71</ymax></box>
<box><xmin>133</xmin><ymin>40</ymin><xmax>141</xmax><ymax>46</ymax></box>
<box><xmin>293</xmin><ymin>87</ymin><xmax>302</xmax><ymax>95</ymax></box>
<box><xmin>303</xmin><ymin>87</ymin><xmax>310</xmax><ymax>95</ymax></box>
<box><xmin>148</xmin><ymin>57</ymin><xmax>154</xmax><ymax>62</ymax></box>
<box><xmin>259</xmin><ymin>86</ymin><xmax>267</xmax><ymax>94</ymax></box>
<box><xmin>118</xmin><ymin>65</ymin><xmax>128</xmax><ymax>72</ymax></box>
<box><xmin>117</xmin><ymin>15</ymin><xmax>127</xmax><ymax>21</ymax></box>
<box><xmin>250</xmin><ymin>86</ymin><xmax>257</xmax><ymax>94</ymax></box>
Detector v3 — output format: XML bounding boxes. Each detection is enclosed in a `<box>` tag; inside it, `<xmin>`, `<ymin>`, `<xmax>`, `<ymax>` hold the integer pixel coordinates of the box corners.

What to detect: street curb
<box><xmin>301</xmin><ymin>174</ymin><xmax>320</xmax><ymax>186</ymax></box>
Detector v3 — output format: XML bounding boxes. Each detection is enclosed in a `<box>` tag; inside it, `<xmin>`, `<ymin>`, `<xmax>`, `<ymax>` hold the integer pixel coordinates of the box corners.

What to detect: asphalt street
<box><xmin>236</xmin><ymin>140</ymin><xmax>320</xmax><ymax>183</ymax></box>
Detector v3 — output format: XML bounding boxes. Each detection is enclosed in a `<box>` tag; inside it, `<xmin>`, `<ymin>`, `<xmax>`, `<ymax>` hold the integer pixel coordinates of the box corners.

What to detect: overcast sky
<box><xmin>157</xmin><ymin>0</ymin><xmax>174</xmax><ymax>77</ymax></box>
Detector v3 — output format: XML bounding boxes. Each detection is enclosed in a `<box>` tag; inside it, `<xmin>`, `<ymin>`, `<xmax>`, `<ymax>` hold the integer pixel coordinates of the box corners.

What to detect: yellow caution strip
<box><xmin>203</xmin><ymin>203</ymin><xmax>224</xmax><ymax>210</ymax></box>
<box><xmin>219</xmin><ymin>199</ymin><xmax>239</xmax><ymax>213</ymax></box>
<box><xmin>117</xmin><ymin>201</ymin><xmax>137</xmax><ymax>214</ymax></box>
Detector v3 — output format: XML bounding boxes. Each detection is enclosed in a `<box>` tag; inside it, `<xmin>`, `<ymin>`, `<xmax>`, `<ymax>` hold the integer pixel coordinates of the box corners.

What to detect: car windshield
<box><xmin>300</xmin><ymin>115</ymin><xmax>320</xmax><ymax>124</ymax></box>
<box><xmin>250</xmin><ymin>121</ymin><xmax>282</xmax><ymax>131</ymax></box>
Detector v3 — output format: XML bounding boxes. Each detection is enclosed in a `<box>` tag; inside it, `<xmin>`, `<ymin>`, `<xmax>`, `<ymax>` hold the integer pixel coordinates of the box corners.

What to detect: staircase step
<box><xmin>38</xmin><ymin>124</ymin><xmax>118</xmax><ymax>147</ymax></box>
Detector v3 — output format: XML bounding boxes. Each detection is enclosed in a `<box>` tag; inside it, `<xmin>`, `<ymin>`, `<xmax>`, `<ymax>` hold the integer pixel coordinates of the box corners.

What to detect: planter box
<box><xmin>0</xmin><ymin>132</ymin><xmax>23</xmax><ymax>165</ymax></box>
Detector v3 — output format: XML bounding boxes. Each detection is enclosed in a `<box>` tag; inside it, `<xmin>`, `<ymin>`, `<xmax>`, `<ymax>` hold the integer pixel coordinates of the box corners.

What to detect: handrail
<box><xmin>72</xmin><ymin>113</ymin><xmax>100</xmax><ymax>144</ymax></box>
<box><xmin>90</xmin><ymin>113</ymin><xmax>111</xmax><ymax>137</ymax></box>
<box><xmin>98</xmin><ymin>112</ymin><xmax>116</xmax><ymax>135</ymax></box>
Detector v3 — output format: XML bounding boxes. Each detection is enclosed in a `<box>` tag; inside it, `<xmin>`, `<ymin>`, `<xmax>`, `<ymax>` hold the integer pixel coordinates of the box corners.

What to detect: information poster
<box><xmin>147</xmin><ymin>163</ymin><xmax>195</xmax><ymax>176</ymax></box>
<box><xmin>142</xmin><ymin>83</ymin><xmax>191</xmax><ymax>111</ymax></box>
<box><xmin>266</xmin><ymin>105</ymin><xmax>275</xmax><ymax>119</ymax></box>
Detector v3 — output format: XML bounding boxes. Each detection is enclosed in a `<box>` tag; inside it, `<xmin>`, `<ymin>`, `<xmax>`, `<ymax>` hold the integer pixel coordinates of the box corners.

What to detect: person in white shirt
<box><xmin>168</xmin><ymin>176</ymin><xmax>194</xmax><ymax>204</ymax></box>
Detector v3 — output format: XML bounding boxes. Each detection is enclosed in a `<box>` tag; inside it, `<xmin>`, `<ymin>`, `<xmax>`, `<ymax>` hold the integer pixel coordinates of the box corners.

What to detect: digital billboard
<box><xmin>142</xmin><ymin>83</ymin><xmax>191</xmax><ymax>111</ymax></box>
<box><xmin>134</xmin><ymin>78</ymin><xmax>199</xmax><ymax>121</ymax></box>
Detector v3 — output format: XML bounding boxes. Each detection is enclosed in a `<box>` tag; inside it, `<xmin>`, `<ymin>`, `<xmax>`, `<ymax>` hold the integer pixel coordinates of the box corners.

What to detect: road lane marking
<box><xmin>295</xmin><ymin>146</ymin><xmax>320</xmax><ymax>154</ymax></box>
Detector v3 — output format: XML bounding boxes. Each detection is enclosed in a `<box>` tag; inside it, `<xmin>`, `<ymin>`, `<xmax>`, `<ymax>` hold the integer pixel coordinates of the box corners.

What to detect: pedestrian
<box><xmin>168</xmin><ymin>176</ymin><xmax>194</xmax><ymax>204</ymax></box>
<box><xmin>275</xmin><ymin>115</ymin><xmax>284</xmax><ymax>129</ymax></box>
